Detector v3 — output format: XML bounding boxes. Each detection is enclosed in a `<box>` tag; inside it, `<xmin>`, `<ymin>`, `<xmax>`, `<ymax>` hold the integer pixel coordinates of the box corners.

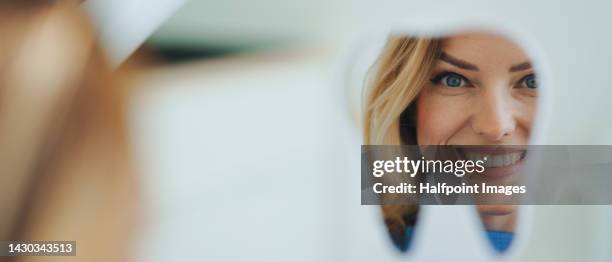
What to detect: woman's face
<box><xmin>415</xmin><ymin>33</ymin><xmax>537</xmax><ymax>221</ymax></box>
<box><xmin>416</xmin><ymin>32</ymin><xmax>537</xmax><ymax>146</ymax></box>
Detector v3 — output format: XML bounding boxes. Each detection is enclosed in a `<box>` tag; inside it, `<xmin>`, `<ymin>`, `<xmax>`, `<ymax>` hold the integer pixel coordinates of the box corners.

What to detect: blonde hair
<box><xmin>0</xmin><ymin>3</ymin><xmax>137</xmax><ymax>262</ymax></box>
<box><xmin>363</xmin><ymin>36</ymin><xmax>441</xmax><ymax>248</ymax></box>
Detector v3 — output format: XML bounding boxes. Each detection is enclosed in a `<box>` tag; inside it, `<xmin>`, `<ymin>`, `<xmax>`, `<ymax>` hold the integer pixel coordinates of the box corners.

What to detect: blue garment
<box><xmin>398</xmin><ymin>227</ymin><xmax>513</xmax><ymax>253</ymax></box>
<box><xmin>485</xmin><ymin>230</ymin><xmax>513</xmax><ymax>252</ymax></box>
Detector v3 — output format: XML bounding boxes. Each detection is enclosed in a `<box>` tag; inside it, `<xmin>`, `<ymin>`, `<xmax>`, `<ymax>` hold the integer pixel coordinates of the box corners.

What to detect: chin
<box><xmin>477</xmin><ymin>205</ymin><xmax>517</xmax><ymax>216</ymax></box>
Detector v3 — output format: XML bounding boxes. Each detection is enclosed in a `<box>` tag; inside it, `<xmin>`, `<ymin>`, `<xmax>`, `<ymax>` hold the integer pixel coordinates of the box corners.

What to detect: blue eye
<box><xmin>521</xmin><ymin>74</ymin><xmax>537</xmax><ymax>89</ymax></box>
<box><xmin>431</xmin><ymin>72</ymin><xmax>468</xmax><ymax>88</ymax></box>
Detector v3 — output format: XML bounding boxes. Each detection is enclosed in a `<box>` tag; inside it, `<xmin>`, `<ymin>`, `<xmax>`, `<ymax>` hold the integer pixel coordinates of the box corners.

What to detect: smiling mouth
<box><xmin>458</xmin><ymin>146</ymin><xmax>527</xmax><ymax>168</ymax></box>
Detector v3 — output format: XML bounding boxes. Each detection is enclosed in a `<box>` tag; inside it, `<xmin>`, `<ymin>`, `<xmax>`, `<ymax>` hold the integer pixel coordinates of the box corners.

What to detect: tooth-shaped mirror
<box><xmin>360</xmin><ymin>30</ymin><xmax>539</xmax><ymax>254</ymax></box>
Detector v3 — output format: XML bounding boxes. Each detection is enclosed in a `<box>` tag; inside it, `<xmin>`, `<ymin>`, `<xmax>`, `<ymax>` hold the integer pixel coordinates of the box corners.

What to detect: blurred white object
<box><xmin>83</xmin><ymin>0</ymin><xmax>186</xmax><ymax>67</ymax></box>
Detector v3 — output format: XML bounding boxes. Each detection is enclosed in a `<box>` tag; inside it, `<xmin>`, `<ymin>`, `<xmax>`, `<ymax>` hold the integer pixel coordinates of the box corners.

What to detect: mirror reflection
<box><xmin>363</xmin><ymin>32</ymin><xmax>538</xmax><ymax>253</ymax></box>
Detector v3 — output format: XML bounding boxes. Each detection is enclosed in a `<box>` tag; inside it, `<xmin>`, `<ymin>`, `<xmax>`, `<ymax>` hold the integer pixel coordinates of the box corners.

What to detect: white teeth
<box><xmin>493</xmin><ymin>155</ymin><xmax>503</xmax><ymax>167</ymax></box>
<box><xmin>464</xmin><ymin>152</ymin><xmax>523</xmax><ymax>167</ymax></box>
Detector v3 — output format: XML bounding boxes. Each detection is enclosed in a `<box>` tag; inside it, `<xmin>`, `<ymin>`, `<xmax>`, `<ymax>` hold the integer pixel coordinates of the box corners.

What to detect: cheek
<box><xmin>513</xmin><ymin>95</ymin><xmax>537</xmax><ymax>139</ymax></box>
<box><xmin>416</xmin><ymin>91</ymin><xmax>471</xmax><ymax>145</ymax></box>
<box><xmin>516</xmin><ymin>96</ymin><xmax>536</xmax><ymax>128</ymax></box>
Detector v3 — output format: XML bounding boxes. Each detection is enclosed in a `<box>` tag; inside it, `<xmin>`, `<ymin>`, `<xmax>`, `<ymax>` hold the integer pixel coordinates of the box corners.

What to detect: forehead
<box><xmin>441</xmin><ymin>32</ymin><xmax>531</xmax><ymax>66</ymax></box>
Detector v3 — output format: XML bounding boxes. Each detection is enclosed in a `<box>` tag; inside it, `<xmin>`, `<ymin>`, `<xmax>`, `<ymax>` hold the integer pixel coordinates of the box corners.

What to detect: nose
<box><xmin>470</xmin><ymin>88</ymin><xmax>516</xmax><ymax>142</ymax></box>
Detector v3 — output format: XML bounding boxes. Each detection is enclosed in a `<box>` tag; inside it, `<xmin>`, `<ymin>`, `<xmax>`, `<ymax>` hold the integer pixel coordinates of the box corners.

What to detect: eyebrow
<box><xmin>440</xmin><ymin>52</ymin><xmax>533</xmax><ymax>73</ymax></box>
<box><xmin>439</xmin><ymin>52</ymin><xmax>479</xmax><ymax>71</ymax></box>
<box><xmin>509</xmin><ymin>62</ymin><xmax>532</xmax><ymax>72</ymax></box>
